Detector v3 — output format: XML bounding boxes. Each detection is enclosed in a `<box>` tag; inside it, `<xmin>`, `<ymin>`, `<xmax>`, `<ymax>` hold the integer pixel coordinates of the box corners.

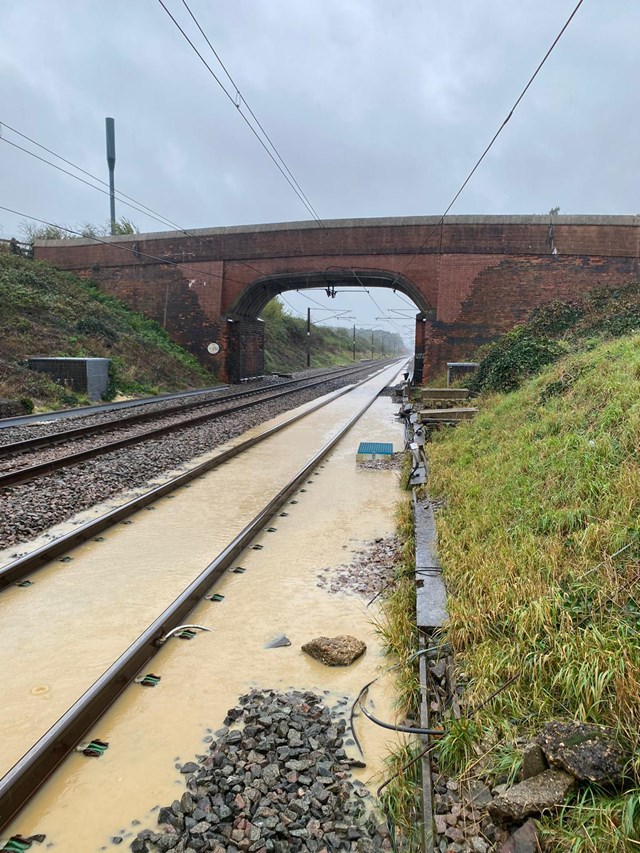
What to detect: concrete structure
<box><xmin>34</xmin><ymin>215</ymin><xmax>640</xmax><ymax>383</ymax></box>
<box><xmin>27</xmin><ymin>357</ymin><xmax>111</xmax><ymax>401</ymax></box>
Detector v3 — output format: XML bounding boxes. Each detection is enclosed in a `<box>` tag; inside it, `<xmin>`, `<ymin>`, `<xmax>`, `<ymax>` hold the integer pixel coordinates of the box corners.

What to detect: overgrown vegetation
<box><xmin>0</xmin><ymin>252</ymin><xmax>212</xmax><ymax>410</ymax></box>
<box><xmin>260</xmin><ymin>298</ymin><xmax>404</xmax><ymax>371</ymax></box>
<box><xmin>426</xmin><ymin>332</ymin><xmax>640</xmax><ymax>850</ymax></box>
<box><xmin>20</xmin><ymin>216</ymin><xmax>138</xmax><ymax>245</ymax></box>
<box><xmin>470</xmin><ymin>280</ymin><xmax>640</xmax><ymax>394</ymax></box>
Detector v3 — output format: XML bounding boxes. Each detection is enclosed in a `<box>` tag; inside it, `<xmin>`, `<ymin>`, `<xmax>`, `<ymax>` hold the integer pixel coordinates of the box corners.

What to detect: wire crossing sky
<box><xmin>0</xmin><ymin>0</ymin><xmax>636</xmax><ymax>334</ymax></box>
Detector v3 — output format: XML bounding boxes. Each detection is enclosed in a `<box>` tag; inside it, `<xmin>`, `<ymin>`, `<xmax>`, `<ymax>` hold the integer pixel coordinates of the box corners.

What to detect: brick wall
<box><xmin>34</xmin><ymin>216</ymin><xmax>640</xmax><ymax>382</ymax></box>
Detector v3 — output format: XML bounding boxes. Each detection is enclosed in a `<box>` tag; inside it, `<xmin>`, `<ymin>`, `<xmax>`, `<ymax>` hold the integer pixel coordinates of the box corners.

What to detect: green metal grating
<box><xmin>357</xmin><ymin>442</ymin><xmax>393</xmax><ymax>455</ymax></box>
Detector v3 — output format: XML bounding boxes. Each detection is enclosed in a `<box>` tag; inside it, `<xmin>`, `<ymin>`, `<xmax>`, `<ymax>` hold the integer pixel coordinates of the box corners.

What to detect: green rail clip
<box><xmin>266</xmin><ymin>527</ymin><xmax>277</xmax><ymax>533</ymax></box>
<box><xmin>251</xmin><ymin>544</ymin><xmax>263</xmax><ymax>550</ymax></box>
<box><xmin>1</xmin><ymin>834</ymin><xmax>45</xmax><ymax>851</ymax></box>
<box><xmin>93</xmin><ymin>536</ymin><xmax>105</xmax><ymax>542</ymax></box>
<box><xmin>177</xmin><ymin>629</ymin><xmax>197</xmax><ymax>640</ymax></box>
<box><xmin>206</xmin><ymin>593</ymin><xmax>225</xmax><ymax>602</ymax></box>
<box><xmin>1</xmin><ymin>838</ymin><xmax>31</xmax><ymax>852</ymax></box>
<box><xmin>15</xmin><ymin>580</ymin><xmax>33</xmax><ymax>588</ymax></box>
<box><xmin>136</xmin><ymin>673</ymin><xmax>161</xmax><ymax>687</ymax></box>
<box><xmin>59</xmin><ymin>556</ymin><xmax>73</xmax><ymax>563</ymax></box>
<box><xmin>231</xmin><ymin>566</ymin><xmax>246</xmax><ymax>574</ymax></box>
<box><xmin>279</xmin><ymin>512</ymin><xmax>289</xmax><ymax>517</ymax></box>
<box><xmin>78</xmin><ymin>739</ymin><xmax>109</xmax><ymax>757</ymax></box>
<box><xmin>289</xmin><ymin>500</ymin><xmax>298</xmax><ymax>505</ymax></box>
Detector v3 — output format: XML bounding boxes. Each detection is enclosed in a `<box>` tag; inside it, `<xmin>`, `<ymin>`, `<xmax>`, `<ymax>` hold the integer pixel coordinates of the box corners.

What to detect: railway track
<box><xmin>0</xmin><ymin>362</ymin><xmax>388</xmax><ymax>489</ymax></box>
<box><xmin>0</xmin><ymin>360</ymin><xmax>406</xmax><ymax>839</ymax></box>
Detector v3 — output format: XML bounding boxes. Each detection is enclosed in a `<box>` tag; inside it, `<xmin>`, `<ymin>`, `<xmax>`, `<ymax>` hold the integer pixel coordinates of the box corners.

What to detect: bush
<box><xmin>469</xmin><ymin>327</ymin><xmax>567</xmax><ymax>393</ymax></box>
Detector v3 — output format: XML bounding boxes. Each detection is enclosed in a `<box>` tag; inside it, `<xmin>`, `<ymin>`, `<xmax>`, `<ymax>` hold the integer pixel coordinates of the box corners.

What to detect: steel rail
<box><xmin>0</xmin><ymin>362</ymin><xmax>393</xmax><ymax>830</ymax></box>
<box><xmin>0</xmin><ymin>362</ymin><xmax>389</xmax><ymax>490</ymax></box>
<box><xmin>0</xmin><ymin>362</ymin><xmax>381</xmax><ymax>460</ymax></box>
<box><xmin>0</xmin><ymin>361</ymin><xmax>396</xmax><ymax>589</ymax></box>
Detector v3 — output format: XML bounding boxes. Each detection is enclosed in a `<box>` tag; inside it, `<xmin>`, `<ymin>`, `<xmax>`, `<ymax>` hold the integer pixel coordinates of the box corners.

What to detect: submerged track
<box><xmin>0</xmin><ymin>360</ymin><xmax>405</xmax><ymax>831</ymax></box>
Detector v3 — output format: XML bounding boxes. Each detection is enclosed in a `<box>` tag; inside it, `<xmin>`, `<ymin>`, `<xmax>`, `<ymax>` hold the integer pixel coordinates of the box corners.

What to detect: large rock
<box><xmin>535</xmin><ymin>721</ymin><xmax>628</xmax><ymax>785</ymax></box>
<box><xmin>498</xmin><ymin>819</ymin><xmax>540</xmax><ymax>853</ymax></box>
<box><xmin>301</xmin><ymin>635</ymin><xmax>366</xmax><ymax>666</ymax></box>
<box><xmin>488</xmin><ymin>769</ymin><xmax>575</xmax><ymax>823</ymax></box>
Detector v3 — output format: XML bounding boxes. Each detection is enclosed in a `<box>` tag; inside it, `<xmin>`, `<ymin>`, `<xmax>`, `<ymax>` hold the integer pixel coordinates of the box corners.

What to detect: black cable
<box><xmin>0</xmin><ymin>121</ymin><xmax>289</xmax><ymax>291</ymax></box>
<box><xmin>0</xmin><ymin>120</ymin><xmax>185</xmax><ymax>227</ymax></box>
<box><xmin>156</xmin><ymin>0</ymin><xmax>324</xmax><ymax>227</ymax></box>
<box><xmin>358</xmin><ymin>698</ymin><xmax>445</xmax><ymax>737</ymax></box>
<box><xmin>178</xmin><ymin>0</ymin><xmax>323</xmax><ymax>227</ymax></box>
<box><xmin>385</xmin><ymin>0</ymin><xmax>586</xmax><ymax>289</ymax></box>
<box><xmin>0</xmin><ymin>136</ymin><xmax>177</xmax><ymax>231</ymax></box>
<box><xmin>0</xmin><ymin>204</ymin><xmax>254</xmax><ymax>290</ymax></box>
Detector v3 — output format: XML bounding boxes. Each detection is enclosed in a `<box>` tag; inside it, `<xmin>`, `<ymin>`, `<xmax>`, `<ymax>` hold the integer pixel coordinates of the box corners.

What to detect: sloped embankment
<box><xmin>426</xmin><ymin>334</ymin><xmax>640</xmax><ymax>849</ymax></box>
<box><xmin>0</xmin><ymin>253</ymin><xmax>212</xmax><ymax>410</ymax></box>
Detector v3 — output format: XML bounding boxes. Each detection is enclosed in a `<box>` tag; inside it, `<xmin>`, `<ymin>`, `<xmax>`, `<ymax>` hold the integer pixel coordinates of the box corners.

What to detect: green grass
<box><xmin>424</xmin><ymin>333</ymin><xmax>640</xmax><ymax>851</ymax></box>
<box><xmin>260</xmin><ymin>298</ymin><xmax>403</xmax><ymax>371</ymax></box>
<box><xmin>0</xmin><ymin>252</ymin><xmax>213</xmax><ymax>409</ymax></box>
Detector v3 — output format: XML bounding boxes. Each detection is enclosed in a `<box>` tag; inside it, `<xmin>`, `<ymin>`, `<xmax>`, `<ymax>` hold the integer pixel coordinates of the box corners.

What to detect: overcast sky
<box><xmin>1</xmin><ymin>1</ymin><xmax>636</xmax><ymax>342</ymax></box>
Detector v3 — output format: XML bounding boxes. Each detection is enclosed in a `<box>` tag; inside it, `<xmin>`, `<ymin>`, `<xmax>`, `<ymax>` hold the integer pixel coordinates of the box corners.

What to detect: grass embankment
<box><xmin>426</xmin><ymin>334</ymin><xmax>640</xmax><ymax>850</ymax></box>
<box><xmin>261</xmin><ymin>298</ymin><xmax>403</xmax><ymax>372</ymax></box>
<box><xmin>0</xmin><ymin>253</ymin><xmax>212</xmax><ymax>410</ymax></box>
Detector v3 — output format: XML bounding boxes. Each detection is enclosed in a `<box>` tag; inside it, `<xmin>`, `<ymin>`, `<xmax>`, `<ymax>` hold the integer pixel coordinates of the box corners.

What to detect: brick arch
<box><xmin>228</xmin><ymin>268</ymin><xmax>431</xmax><ymax>318</ymax></box>
<box><xmin>33</xmin><ymin>215</ymin><xmax>640</xmax><ymax>383</ymax></box>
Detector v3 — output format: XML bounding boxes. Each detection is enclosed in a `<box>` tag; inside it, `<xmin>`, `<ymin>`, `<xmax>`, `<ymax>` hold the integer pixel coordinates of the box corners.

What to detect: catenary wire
<box><xmin>0</xmin><ymin>136</ymin><xmax>184</xmax><ymax>233</ymax></box>
<box><xmin>0</xmin><ymin>122</ymin><xmax>308</xmax><ymax>297</ymax></box>
<box><xmin>156</xmin><ymin>0</ymin><xmax>324</xmax><ymax>227</ymax></box>
<box><xmin>0</xmin><ymin>120</ymin><xmax>188</xmax><ymax>227</ymax></box>
<box><xmin>386</xmin><ymin>0</ymin><xmax>586</xmax><ymax>290</ymax></box>
<box><xmin>178</xmin><ymin>0</ymin><xmax>323</xmax><ymax>227</ymax></box>
<box><xmin>0</xmin><ymin>204</ymin><xmax>268</xmax><ymax>292</ymax></box>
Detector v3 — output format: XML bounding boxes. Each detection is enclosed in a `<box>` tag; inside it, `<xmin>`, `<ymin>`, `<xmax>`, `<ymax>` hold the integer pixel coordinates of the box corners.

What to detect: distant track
<box><xmin>0</xmin><ymin>362</ymin><xmax>388</xmax><ymax>490</ymax></box>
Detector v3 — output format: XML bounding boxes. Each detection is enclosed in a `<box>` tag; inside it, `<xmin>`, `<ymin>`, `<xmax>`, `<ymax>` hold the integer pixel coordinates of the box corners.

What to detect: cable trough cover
<box><xmin>356</xmin><ymin>441</ymin><xmax>393</xmax><ymax>462</ymax></box>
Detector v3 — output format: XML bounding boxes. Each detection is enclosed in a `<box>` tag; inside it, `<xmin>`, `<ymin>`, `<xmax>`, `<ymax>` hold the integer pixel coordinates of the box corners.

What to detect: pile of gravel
<box><xmin>131</xmin><ymin>689</ymin><xmax>391</xmax><ymax>853</ymax></box>
<box><xmin>316</xmin><ymin>537</ymin><xmax>401</xmax><ymax>599</ymax></box>
<box><xmin>357</xmin><ymin>454</ymin><xmax>403</xmax><ymax>472</ymax></box>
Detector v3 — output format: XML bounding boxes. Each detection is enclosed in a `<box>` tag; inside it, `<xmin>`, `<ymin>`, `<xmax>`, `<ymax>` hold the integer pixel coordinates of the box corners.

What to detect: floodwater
<box><xmin>2</xmin><ymin>361</ymin><xmax>409</xmax><ymax>849</ymax></box>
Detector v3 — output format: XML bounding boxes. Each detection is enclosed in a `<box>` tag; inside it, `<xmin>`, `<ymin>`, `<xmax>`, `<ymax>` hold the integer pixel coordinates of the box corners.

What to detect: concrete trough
<box><xmin>419</xmin><ymin>407</ymin><xmax>478</xmax><ymax>423</ymax></box>
<box><xmin>27</xmin><ymin>357</ymin><xmax>111</xmax><ymax>401</ymax></box>
<box><xmin>414</xmin><ymin>493</ymin><xmax>448</xmax><ymax>632</ymax></box>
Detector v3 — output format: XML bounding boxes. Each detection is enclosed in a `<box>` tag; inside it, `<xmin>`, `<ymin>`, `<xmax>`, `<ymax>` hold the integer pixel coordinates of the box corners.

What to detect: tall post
<box><xmin>306</xmin><ymin>307</ymin><xmax>311</xmax><ymax>368</ymax></box>
<box><xmin>371</xmin><ymin>330</ymin><xmax>374</xmax><ymax>359</ymax></box>
<box><xmin>382</xmin><ymin>335</ymin><xmax>385</xmax><ymax>356</ymax></box>
<box><xmin>105</xmin><ymin>117</ymin><xmax>116</xmax><ymax>235</ymax></box>
<box><xmin>352</xmin><ymin>324</ymin><xmax>356</xmax><ymax>360</ymax></box>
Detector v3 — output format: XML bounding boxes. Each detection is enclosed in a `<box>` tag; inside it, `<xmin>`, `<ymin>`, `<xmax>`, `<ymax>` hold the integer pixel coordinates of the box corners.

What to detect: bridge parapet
<box><xmin>34</xmin><ymin>215</ymin><xmax>640</xmax><ymax>382</ymax></box>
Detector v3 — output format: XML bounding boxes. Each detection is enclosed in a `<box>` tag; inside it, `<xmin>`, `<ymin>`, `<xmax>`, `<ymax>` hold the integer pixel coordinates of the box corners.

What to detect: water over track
<box><xmin>0</xmin><ymin>360</ymin><xmax>405</xmax><ymax>832</ymax></box>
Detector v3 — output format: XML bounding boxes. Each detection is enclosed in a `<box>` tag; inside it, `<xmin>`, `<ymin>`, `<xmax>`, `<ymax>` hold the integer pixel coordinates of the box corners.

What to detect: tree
<box><xmin>548</xmin><ymin>206</ymin><xmax>560</xmax><ymax>216</ymax></box>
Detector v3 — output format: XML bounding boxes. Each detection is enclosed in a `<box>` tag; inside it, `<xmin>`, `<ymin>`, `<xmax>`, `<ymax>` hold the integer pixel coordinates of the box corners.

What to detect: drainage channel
<box><xmin>0</xmin><ymin>361</ymin><xmax>407</xmax><ymax>840</ymax></box>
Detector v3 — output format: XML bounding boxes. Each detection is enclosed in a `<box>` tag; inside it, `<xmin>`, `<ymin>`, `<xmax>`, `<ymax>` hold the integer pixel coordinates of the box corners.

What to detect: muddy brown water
<box><xmin>2</xmin><ymin>362</ymin><xmax>410</xmax><ymax>849</ymax></box>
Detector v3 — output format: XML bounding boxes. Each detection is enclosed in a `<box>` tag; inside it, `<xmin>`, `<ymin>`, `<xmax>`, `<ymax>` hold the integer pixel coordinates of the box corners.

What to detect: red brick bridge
<box><xmin>35</xmin><ymin>215</ymin><xmax>640</xmax><ymax>382</ymax></box>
